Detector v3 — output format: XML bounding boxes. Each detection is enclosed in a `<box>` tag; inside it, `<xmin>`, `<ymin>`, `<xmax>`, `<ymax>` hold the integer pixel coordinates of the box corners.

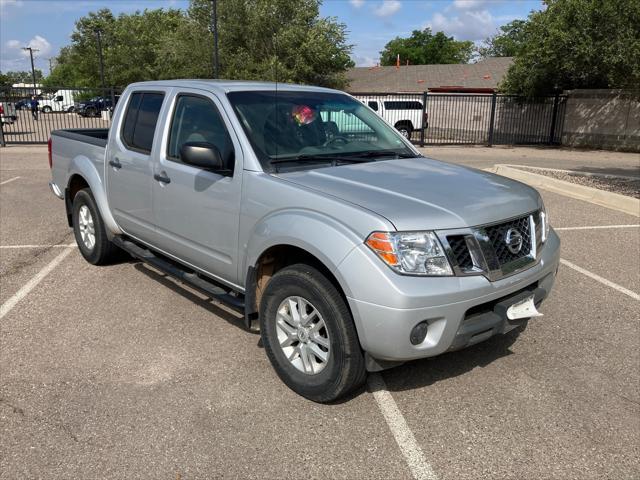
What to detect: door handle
<box><xmin>154</xmin><ymin>173</ymin><xmax>171</xmax><ymax>184</ymax></box>
<box><xmin>109</xmin><ymin>159</ymin><xmax>122</xmax><ymax>169</ymax></box>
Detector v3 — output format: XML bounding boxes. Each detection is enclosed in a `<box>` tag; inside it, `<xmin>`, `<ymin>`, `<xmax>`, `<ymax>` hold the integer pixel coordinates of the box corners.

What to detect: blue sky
<box><xmin>1</xmin><ymin>0</ymin><xmax>544</xmax><ymax>74</ymax></box>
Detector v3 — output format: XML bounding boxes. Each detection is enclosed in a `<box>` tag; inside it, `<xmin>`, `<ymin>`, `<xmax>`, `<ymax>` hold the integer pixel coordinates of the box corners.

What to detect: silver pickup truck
<box><xmin>49</xmin><ymin>80</ymin><xmax>560</xmax><ymax>402</ymax></box>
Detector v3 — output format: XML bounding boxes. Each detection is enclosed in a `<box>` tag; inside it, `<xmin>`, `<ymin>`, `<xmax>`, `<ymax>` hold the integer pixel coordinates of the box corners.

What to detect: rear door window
<box><xmin>121</xmin><ymin>92</ymin><xmax>165</xmax><ymax>154</ymax></box>
<box><xmin>368</xmin><ymin>101</ymin><xmax>379</xmax><ymax>111</ymax></box>
<box><xmin>383</xmin><ymin>101</ymin><xmax>423</xmax><ymax>110</ymax></box>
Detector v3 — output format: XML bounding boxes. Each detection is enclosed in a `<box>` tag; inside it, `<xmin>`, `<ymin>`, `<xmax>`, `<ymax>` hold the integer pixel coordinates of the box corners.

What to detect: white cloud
<box><xmin>6</xmin><ymin>35</ymin><xmax>52</xmax><ymax>57</ymax></box>
<box><xmin>350</xmin><ymin>0</ymin><xmax>365</xmax><ymax>8</ymax></box>
<box><xmin>374</xmin><ymin>0</ymin><xmax>401</xmax><ymax>18</ymax></box>
<box><xmin>353</xmin><ymin>54</ymin><xmax>377</xmax><ymax>67</ymax></box>
<box><xmin>427</xmin><ymin>9</ymin><xmax>496</xmax><ymax>41</ymax></box>
<box><xmin>452</xmin><ymin>0</ymin><xmax>488</xmax><ymax>10</ymax></box>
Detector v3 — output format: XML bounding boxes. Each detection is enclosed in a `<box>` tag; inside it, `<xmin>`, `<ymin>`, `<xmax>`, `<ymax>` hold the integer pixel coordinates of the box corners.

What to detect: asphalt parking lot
<box><xmin>1</xmin><ymin>145</ymin><xmax>639</xmax><ymax>479</ymax></box>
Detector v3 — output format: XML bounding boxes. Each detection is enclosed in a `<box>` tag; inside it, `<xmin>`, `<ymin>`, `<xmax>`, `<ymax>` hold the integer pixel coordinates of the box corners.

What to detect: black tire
<box><xmin>85</xmin><ymin>106</ymin><xmax>97</xmax><ymax>117</ymax></box>
<box><xmin>42</xmin><ymin>106</ymin><xmax>52</xmax><ymax>113</ymax></box>
<box><xmin>72</xmin><ymin>188</ymin><xmax>120</xmax><ymax>265</ymax></box>
<box><xmin>260</xmin><ymin>264</ymin><xmax>366</xmax><ymax>403</ymax></box>
<box><xmin>395</xmin><ymin>122</ymin><xmax>413</xmax><ymax>139</ymax></box>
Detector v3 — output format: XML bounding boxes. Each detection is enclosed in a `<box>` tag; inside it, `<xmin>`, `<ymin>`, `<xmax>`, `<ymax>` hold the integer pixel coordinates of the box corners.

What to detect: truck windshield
<box><xmin>227</xmin><ymin>90</ymin><xmax>416</xmax><ymax>171</ymax></box>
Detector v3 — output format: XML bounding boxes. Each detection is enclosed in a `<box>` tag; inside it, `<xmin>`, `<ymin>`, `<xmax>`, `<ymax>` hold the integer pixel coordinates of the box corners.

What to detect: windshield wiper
<box><xmin>269</xmin><ymin>154</ymin><xmax>374</xmax><ymax>165</ymax></box>
<box><xmin>345</xmin><ymin>149</ymin><xmax>419</xmax><ymax>159</ymax></box>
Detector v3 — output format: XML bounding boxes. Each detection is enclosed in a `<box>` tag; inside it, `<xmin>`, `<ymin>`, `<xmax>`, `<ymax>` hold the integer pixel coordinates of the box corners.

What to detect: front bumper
<box><xmin>340</xmin><ymin>229</ymin><xmax>560</xmax><ymax>363</ymax></box>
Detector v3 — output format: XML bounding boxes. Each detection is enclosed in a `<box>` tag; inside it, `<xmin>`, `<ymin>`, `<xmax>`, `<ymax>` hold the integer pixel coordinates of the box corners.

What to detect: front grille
<box><xmin>448</xmin><ymin>235</ymin><xmax>473</xmax><ymax>269</ymax></box>
<box><xmin>484</xmin><ymin>215</ymin><xmax>532</xmax><ymax>266</ymax></box>
<box><xmin>443</xmin><ymin>211</ymin><xmax>539</xmax><ymax>280</ymax></box>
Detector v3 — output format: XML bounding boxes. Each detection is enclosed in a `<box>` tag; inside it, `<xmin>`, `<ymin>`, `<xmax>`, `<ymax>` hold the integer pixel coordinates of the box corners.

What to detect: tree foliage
<box><xmin>0</xmin><ymin>70</ymin><xmax>44</xmax><ymax>85</ymax></box>
<box><xmin>379</xmin><ymin>29</ymin><xmax>474</xmax><ymax>66</ymax></box>
<box><xmin>501</xmin><ymin>0</ymin><xmax>640</xmax><ymax>95</ymax></box>
<box><xmin>45</xmin><ymin>0</ymin><xmax>354</xmax><ymax>89</ymax></box>
<box><xmin>478</xmin><ymin>20</ymin><xmax>527</xmax><ymax>58</ymax></box>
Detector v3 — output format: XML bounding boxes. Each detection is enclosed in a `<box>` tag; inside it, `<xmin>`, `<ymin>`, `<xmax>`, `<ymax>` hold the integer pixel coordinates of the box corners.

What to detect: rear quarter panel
<box><xmin>51</xmin><ymin>132</ymin><xmax>121</xmax><ymax>235</ymax></box>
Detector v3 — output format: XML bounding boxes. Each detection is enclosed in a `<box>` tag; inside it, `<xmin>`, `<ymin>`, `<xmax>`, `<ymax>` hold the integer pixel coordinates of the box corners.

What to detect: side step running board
<box><xmin>112</xmin><ymin>236</ymin><xmax>245</xmax><ymax>312</ymax></box>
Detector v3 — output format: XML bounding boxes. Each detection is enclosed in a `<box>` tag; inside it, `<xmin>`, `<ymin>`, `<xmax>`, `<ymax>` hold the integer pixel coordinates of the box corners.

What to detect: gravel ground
<box><xmin>514</xmin><ymin>166</ymin><xmax>640</xmax><ymax>199</ymax></box>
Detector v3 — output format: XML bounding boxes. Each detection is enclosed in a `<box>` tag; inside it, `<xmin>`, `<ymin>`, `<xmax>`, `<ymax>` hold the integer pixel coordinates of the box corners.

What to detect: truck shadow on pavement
<box><xmin>379</xmin><ymin>326</ymin><xmax>525</xmax><ymax>394</ymax></box>
<box><xmin>133</xmin><ymin>262</ymin><xmax>248</xmax><ymax>331</ymax></box>
<box><xmin>133</xmin><ymin>260</ymin><xmax>524</xmax><ymax>400</ymax></box>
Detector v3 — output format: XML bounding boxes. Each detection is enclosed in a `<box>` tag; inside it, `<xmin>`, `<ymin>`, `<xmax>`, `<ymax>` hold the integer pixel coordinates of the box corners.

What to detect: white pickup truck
<box><xmin>49</xmin><ymin>80</ymin><xmax>559</xmax><ymax>402</ymax></box>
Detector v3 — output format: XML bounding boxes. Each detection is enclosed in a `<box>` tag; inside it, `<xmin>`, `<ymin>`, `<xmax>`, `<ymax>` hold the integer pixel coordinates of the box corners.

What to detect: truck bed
<box><xmin>51</xmin><ymin>128</ymin><xmax>109</xmax><ymax>147</ymax></box>
<box><xmin>50</xmin><ymin>129</ymin><xmax>109</xmax><ymax>201</ymax></box>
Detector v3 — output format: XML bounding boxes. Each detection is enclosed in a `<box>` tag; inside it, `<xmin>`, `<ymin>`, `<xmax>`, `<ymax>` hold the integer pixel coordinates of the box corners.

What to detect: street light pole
<box><xmin>22</xmin><ymin>47</ymin><xmax>39</xmax><ymax>95</ymax></box>
<box><xmin>211</xmin><ymin>0</ymin><xmax>219</xmax><ymax>79</ymax></box>
<box><xmin>95</xmin><ymin>29</ymin><xmax>106</xmax><ymax>91</ymax></box>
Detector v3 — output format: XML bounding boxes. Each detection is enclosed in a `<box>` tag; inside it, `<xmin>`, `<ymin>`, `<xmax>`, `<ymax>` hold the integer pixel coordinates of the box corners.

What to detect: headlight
<box><xmin>540</xmin><ymin>205</ymin><xmax>549</xmax><ymax>243</ymax></box>
<box><xmin>365</xmin><ymin>231</ymin><xmax>453</xmax><ymax>276</ymax></box>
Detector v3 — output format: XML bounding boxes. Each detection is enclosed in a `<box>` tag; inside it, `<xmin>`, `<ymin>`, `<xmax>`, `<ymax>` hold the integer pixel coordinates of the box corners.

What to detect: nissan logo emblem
<box><xmin>505</xmin><ymin>228</ymin><xmax>524</xmax><ymax>254</ymax></box>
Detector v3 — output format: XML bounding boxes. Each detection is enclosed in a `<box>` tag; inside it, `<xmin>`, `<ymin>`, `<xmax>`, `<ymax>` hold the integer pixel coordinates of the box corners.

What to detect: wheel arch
<box><xmin>244</xmin><ymin>242</ymin><xmax>356</xmax><ymax>331</ymax></box>
<box><xmin>65</xmin><ymin>156</ymin><xmax>121</xmax><ymax>236</ymax></box>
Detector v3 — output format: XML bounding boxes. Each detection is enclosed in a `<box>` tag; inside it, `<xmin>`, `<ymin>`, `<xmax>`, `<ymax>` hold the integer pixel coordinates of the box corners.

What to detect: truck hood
<box><xmin>276</xmin><ymin>157</ymin><xmax>542</xmax><ymax>231</ymax></box>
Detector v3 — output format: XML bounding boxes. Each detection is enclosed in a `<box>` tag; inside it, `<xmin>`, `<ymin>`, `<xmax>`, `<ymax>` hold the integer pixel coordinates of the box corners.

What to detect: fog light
<box><xmin>409</xmin><ymin>321</ymin><xmax>429</xmax><ymax>345</ymax></box>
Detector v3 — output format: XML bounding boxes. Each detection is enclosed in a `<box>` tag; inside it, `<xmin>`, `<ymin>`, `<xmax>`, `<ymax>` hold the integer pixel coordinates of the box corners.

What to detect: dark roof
<box><xmin>346</xmin><ymin>57</ymin><xmax>514</xmax><ymax>93</ymax></box>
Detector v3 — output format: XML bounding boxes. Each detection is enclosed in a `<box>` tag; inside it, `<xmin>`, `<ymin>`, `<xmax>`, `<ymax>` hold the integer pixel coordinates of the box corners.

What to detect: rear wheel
<box><xmin>72</xmin><ymin>188</ymin><xmax>120</xmax><ymax>265</ymax></box>
<box><xmin>395</xmin><ymin>122</ymin><xmax>413</xmax><ymax>139</ymax></box>
<box><xmin>260</xmin><ymin>264</ymin><xmax>366</xmax><ymax>402</ymax></box>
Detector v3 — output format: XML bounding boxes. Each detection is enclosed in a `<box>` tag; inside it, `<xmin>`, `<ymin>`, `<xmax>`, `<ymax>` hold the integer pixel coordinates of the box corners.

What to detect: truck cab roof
<box><xmin>126</xmin><ymin>79</ymin><xmax>342</xmax><ymax>95</ymax></box>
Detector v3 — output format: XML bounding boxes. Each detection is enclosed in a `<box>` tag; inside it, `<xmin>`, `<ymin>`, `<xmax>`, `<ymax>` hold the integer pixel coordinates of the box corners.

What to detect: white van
<box><xmin>39</xmin><ymin>89</ymin><xmax>79</xmax><ymax>113</ymax></box>
<box><xmin>355</xmin><ymin>95</ymin><xmax>428</xmax><ymax>139</ymax></box>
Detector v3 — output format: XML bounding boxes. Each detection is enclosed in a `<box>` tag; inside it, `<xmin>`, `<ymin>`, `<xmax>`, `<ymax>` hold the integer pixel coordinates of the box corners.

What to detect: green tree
<box><xmin>379</xmin><ymin>29</ymin><xmax>474</xmax><ymax>66</ymax></box>
<box><xmin>46</xmin><ymin>8</ymin><xmax>184</xmax><ymax>87</ymax></box>
<box><xmin>478</xmin><ymin>20</ymin><xmax>527</xmax><ymax>58</ymax></box>
<box><xmin>46</xmin><ymin>0</ymin><xmax>354</xmax><ymax>89</ymax></box>
<box><xmin>502</xmin><ymin>0</ymin><xmax>640</xmax><ymax>96</ymax></box>
<box><xmin>161</xmin><ymin>0</ymin><xmax>354</xmax><ymax>88</ymax></box>
<box><xmin>0</xmin><ymin>70</ymin><xmax>44</xmax><ymax>85</ymax></box>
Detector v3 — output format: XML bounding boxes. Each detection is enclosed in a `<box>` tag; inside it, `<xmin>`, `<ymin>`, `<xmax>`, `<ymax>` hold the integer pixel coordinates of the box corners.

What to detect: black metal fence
<box><xmin>0</xmin><ymin>86</ymin><xmax>121</xmax><ymax>145</ymax></box>
<box><xmin>352</xmin><ymin>92</ymin><xmax>567</xmax><ymax>147</ymax></box>
<box><xmin>1</xmin><ymin>86</ymin><xmax>566</xmax><ymax>147</ymax></box>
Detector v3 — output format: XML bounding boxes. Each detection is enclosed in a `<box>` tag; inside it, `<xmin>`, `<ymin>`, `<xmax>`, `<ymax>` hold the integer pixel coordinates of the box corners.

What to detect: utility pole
<box><xmin>21</xmin><ymin>46</ymin><xmax>39</xmax><ymax>95</ymax></box>
<box><xmin>95</xmin><ymin>29</ymin><xmax>106</xmax><ymax>91</ymax></box>
<box><xmin>211</xmin><ymin>0</ymin><xmax>219</xmax><ymax>79</ymax></box>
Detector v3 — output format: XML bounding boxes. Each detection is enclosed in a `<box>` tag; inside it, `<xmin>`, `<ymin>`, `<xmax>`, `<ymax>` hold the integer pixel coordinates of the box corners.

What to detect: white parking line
<box><xmin>555</xmin><ymin>225</ymin><xmax>639</xmax><ymax>231</ymax></box>
<box><xmin>368</xmin><ymin>373</ymin><xmax>438</xmax><ymax>480</ymax></box>
<box><xmin>0</xmin><ymin>247</ymin><xmax>74</xmax><ymax>320</ymax></box>
<box><xmin>560</xmin><ymin>259</ymin><xmax>639</xmax><ymax>301</ymax></box>
<box><xmin>0</xmin><ymin>244</ymin><xmax>76</xmax><ymax>249</ymax></box>
<box><xmin>0</xmin><ymin>176</ymin><xmax>21</xmax><ymax>186</ymax></box>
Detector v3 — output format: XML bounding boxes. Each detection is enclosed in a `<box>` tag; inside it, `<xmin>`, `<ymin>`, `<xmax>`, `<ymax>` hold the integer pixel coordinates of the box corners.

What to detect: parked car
<box><xmin>15</xmin><ymin>98</ymin><xmax>32</xmax><ymax>110</ymax></box>
<box><xmin>49</xmin><ymin>80</ymin><xmax>560</xmax><ymax>402</ymax></box>
<box><xmin>0</xmin><ymin>101</ymin><xmax>17</xmax><ymax>125</ymax></box>
<box><xmin>355</xmin><ymin>95</ymin><xmax>428</xmax><ymax>138</ymax></box>
<box><xmin>76</xmin><ymin>96</ymin><xmax>118</xmax><ymax>117</ymax></box>
<box><xmin>39</xmin><ymin>89</ymin><xmax>79</xmax><ymax>113</ymax></box>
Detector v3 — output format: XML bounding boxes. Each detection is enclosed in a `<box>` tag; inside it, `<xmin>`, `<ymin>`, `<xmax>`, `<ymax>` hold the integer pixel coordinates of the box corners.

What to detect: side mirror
<box><xmin>180</xmin><ymin>142</ymin><xmax>229</xmax><ymax>172</ymax></box>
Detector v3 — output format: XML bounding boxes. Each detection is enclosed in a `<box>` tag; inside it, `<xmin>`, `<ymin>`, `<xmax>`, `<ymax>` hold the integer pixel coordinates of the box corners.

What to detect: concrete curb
<box><xmin>487</xmin><ymin>164</ymin><xmax>640</xmax><ymax>217</ymax></box>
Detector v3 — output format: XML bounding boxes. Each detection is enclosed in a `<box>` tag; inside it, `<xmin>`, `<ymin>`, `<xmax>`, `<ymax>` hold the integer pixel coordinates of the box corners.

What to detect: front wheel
<box><xmin>42</xmin><ymin>106</ymin><xmax>52</xmax><ymax>113</ymax></box>
<box><xmin>260</xmin><ymin>264</ymin><xmax>366</xmax><ymax>402</ymax></box>
<box><xmin>72</xmin><ymin>188</ymin><xmax>120</xmax><ymax>265</ymax></box>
